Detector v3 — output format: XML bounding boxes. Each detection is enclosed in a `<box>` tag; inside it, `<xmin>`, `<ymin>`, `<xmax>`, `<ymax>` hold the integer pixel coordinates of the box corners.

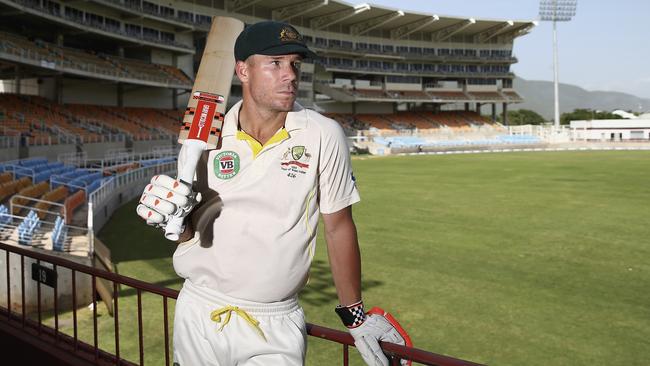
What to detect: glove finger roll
<box><xmin>145</xmin><ymin>184</ymin><xmax>189</xmax><ymax>208</ymax></box>
<box><xmin>140</xmin><ymin>193</ymin><xmax>176</xmax><ymax>215</ymax></box>
<box><xmin>136</xmin><ymin>204</ymin><xmax>166</xmax><ymax>224</ymax></box>
<box><xmin>151</xmin><ymin>175</ymin><xmax>192</xmax><ymax>196</ymax></box>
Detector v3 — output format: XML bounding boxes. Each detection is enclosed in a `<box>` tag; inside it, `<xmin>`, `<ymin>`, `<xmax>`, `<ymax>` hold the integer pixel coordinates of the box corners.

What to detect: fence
<box><xmin>0</xmin><ymin>241</ymin><xmax>484</xmax><ymax>366</ymax></box>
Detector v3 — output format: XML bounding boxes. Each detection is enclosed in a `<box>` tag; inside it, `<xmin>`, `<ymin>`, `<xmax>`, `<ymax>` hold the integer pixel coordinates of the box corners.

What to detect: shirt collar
<box><xmin>221</xmin><ymin>100</ymin><xmax>307</xmax><ymax>138</ymax></box>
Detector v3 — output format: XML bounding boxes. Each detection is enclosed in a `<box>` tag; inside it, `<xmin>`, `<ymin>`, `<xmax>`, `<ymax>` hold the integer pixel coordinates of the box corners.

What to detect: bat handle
<box><xmin>165</xmin><ymin>140</ymin><xmax>205</xmax><ymax>241</ymax></box>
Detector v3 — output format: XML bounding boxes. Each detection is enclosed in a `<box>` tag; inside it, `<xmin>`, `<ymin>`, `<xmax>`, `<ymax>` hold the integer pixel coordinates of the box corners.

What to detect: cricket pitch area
<box><xmin>61</xmin><ymin>150</ymin><xmax>650</xmax><ymax>366</ymax></box>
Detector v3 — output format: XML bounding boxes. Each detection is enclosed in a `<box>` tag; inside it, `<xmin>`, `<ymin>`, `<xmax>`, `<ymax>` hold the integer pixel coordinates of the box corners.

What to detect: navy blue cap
<box><xmin>234</xmin><ymin>21</ymin><xmax>318</xmax><ymax>61</ymax></box>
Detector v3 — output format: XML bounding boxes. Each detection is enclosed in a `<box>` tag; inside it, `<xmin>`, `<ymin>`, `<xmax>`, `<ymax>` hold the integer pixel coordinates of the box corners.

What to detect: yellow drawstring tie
<box><xmin>210</xmin><ymin>306</ymin><xmax>267</xmax><ymax>341</ymax></box>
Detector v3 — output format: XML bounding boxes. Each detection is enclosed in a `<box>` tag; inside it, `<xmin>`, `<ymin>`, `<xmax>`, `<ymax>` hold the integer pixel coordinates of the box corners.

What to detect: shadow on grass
<box><xmin>299</xmin><ymin>259</ymin><xmax>383</xmax><ymax>306</ymax></box>
<box><xmin>98</xmin><ymin>200</ymin><xmax>177</xmax><ymax>263</ymax></box>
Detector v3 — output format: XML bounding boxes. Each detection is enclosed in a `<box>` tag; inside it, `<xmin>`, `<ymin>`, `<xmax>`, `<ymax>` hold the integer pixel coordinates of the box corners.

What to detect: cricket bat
<box><xmin>164</xmin><ymin>16</ymin><xmax>244</xmax><ymax>241</ymax></box>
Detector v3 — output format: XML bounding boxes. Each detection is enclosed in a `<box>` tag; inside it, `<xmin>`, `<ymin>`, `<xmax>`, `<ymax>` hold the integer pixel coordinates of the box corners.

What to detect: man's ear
<box><xmin>235</xmin><ymin>60</ymin><xmax>249</xmax><ymax>84</ymax></box>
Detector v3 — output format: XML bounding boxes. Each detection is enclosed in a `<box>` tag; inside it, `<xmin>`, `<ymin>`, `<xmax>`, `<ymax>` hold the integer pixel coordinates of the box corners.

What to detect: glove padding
<box><xmin>136</xmin><ymin>174</ymin><xmax>201</xmax><ymax>229</ymax></box>
<box><xmin>350</xmin><ymin>313</ymin><xmax>407</xmax><ymax>366</ymax></box>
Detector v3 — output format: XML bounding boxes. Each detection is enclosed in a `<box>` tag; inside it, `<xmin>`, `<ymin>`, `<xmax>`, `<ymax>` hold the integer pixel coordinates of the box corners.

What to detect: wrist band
<box><xmin>335</xmin><ymin>300</ymin><xmax>367</xmax><ymax>328</ymax></box>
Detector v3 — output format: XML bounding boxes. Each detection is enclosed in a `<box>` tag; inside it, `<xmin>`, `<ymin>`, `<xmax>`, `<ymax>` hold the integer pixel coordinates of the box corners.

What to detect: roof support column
<box><xmin>491</xmin><ymin>103</ymin><xmax>496</xmax><ymax>122</ymax></box>
<box><xmin>502</xmin><ymin>102</ymin><xmax>508</xmax><ymax>126</ymax></box>
<box><xmin>14</xmin><ymin>65</ymin><xmax>21</xmax><ymax>95</ymax></box>
<box><xmin>117</xmin><ymin>82</ymin><xmax>124</xmax><ymax>107</ymax></box>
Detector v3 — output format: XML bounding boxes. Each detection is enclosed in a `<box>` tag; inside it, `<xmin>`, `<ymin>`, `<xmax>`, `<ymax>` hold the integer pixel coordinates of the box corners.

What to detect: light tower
<box><xmin>538</xmin><ymin>0</ymin><xmax>577</xmax><ymax>131</ymax></box>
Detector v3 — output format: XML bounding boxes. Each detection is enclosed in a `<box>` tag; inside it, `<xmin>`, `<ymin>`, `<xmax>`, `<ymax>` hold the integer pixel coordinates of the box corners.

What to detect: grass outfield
<box><xmin>56</xmin><ymin>151</ymin><xmax>649</xmax><ymax>365</ymax></box>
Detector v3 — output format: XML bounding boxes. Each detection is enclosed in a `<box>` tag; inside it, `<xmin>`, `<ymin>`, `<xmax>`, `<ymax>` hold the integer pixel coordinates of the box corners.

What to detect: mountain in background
<box><xmin>510</xmin><ymin>77</ymin><xmax>650</xmax><ymax>119</ymax></box>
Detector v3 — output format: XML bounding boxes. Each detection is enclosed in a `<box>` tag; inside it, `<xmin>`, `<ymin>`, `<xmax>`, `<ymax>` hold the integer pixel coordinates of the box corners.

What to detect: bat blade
<box><xmin>164</xmin><ymin>16</ymin><xmax>244</xmax><ymax>241</ymax></box>
<box><xmin>178</xmin><ymin>16</ymin><xmax>244</xmax><ymax>149</ymax></box>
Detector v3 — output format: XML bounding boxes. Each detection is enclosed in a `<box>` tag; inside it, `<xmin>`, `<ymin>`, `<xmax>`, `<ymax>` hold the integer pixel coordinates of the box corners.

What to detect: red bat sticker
<box><xmin>188</xmin><ymin>99</ymin><xmax>216</xmax><ymax>142</ymax></box>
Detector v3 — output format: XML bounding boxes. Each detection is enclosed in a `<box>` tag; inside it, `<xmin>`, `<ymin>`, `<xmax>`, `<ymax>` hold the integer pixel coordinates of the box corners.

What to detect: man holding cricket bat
<box><xmin>137</xmin><ymin>20</ymin><xmax>408</xmax><ymax>366</ymax></box>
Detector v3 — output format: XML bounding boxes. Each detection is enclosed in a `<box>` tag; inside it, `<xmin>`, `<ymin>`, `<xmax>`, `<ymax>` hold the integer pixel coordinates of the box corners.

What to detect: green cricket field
<box><xmin>58</xmin><ymin>150</ymin><xmax>650</xmax><ymax>366</ymax></box>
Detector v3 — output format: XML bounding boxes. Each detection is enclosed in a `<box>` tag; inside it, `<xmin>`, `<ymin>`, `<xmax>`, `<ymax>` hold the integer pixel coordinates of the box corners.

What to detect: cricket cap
<box><xmin>234</xmin><ymin>21</ymin><xmax>318</xmax><ymax>61</ymax></box>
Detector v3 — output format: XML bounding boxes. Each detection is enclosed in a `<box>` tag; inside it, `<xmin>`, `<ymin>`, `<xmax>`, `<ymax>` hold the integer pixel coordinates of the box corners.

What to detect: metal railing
<box><xmin>0</xmin><ymin>241</ymin><xmax>484</xmax><ymax>366</ymax></box>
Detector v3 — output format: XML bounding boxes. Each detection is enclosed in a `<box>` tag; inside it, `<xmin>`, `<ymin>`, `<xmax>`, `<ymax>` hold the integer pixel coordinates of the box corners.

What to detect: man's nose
<box><xmin>282</xmin><ymin>63</ymin><xmax>299</xmax><ymax>82</ymax></box>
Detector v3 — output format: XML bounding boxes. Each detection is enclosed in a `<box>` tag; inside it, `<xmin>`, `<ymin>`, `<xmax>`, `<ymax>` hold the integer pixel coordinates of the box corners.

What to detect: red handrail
<box><xmin>0</xmin><ymin>241</ymin><xmax>485</xmax><ymax>366</ymax></box>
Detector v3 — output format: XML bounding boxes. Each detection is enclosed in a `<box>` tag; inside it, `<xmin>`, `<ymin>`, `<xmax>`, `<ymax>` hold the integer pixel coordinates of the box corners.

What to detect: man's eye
<box><xmin>293</xmin><ymin>62</ymin><xmax>302</xmax><ymax>69</ymax></box>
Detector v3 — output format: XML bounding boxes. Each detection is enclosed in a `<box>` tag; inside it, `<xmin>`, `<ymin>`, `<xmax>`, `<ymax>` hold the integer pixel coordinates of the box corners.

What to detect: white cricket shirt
<box><xmin>173</xmin><ymin>101</ymin><xmax>360</xmax><ymax>302</ymax></box>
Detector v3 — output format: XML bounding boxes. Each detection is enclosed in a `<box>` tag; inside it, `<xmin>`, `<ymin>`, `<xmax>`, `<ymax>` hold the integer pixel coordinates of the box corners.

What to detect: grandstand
<box><xmin>0</xmin><ymin>0</ymin><xmax>535</xmax><ymax>163</ymax></box>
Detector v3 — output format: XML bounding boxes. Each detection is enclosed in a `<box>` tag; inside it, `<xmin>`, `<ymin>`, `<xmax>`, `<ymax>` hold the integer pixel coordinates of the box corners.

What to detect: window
<box><xmin>397</xmin><ymin>46</ymin><xmax>408</xmax><ymax>54</ymax></box>
<box><xmin>410</xmin><ymin>63</ymin><xmax>422</xmax><ymax>71</ymax></box>
<box><xmin>438</xmin><ymin>48</ymin><xmax>450</xmax><ymax>56</ymax></box>
<box><xmin>160</xmin><ymin>5</ymin><xmax>174</xmax><ymax>17</ymax></box>
<box><xmin>43</xmin><ymin>0</ymin><xmax>60</xmax><ymax>15</ymax></box>
<box><xmin>356</xmin><ymin>60</ymin><xmax>368</xmax><ymax>68</ymax></box>
<box><xmin>396</xmin><ymin>63</ymin><xmax>408</xmax><ymax>71</ymax></box>
<box><xmin>408</xmin><ymin>47</ymin><xmax>422</xmax><ymax>54</ymax></box>
<box><xmin>423</xmin><ymin>48</ymin><xmax>436</xmax><ymax>55</ymax></box>
<box><xmin>178</xmin><ymin>11</ymin><xmax>193</xmax><ymax>22</ymax></box>
<box><xmin>143</xmin><ymin>27</ymin><xmax>160</xmax><ymax>40</ymax></box>
<box><xmin>341</xmin><ymin>41</ymin><xmax>353</xmax><ymax>49</ymax></box>
<box><xmin>315</xmin><ymin>37</ymin><xmax>327</xmax><ymax>47</ymax></box>
<box><xmin>195</xmin><ymin>15</ymin><xmax>211</xmax><ymax>25</ymax></box>
<box><xmin>125</xmin><ymin>24</ymin><xmax>141</xmax><ymax>36</ymax></box>
<box><xmin>369</xmin><ymin>60</ymin><xmax>381</xmax><ymax>69</ymax></box>
<box><xmin>369</xmin><ymin>43</ymin><xmax>381</xmax><ymax>52</ymax></box>
<box><xmin>356</xmin><ymin>42</ymin><xmax>368</xmax><ymax>50</ymax></box>
<box><xmin>105</xmin><ymin>18</ymin><xmax>120</xmax><ymax>31</ymax></box>
<box><xmin>382</xmin><ymin>45</ymin><xmax>394</xmax><ymax>53</ymax></box>
<box><xmin>423</xmin><ymin>64</ymin><xmax>435</xmax><ymax>72</ymax></box>
<box><xmin>65</xmin><ymin>7</ymin><xmax>84</xmax><ymax>22</ymax></box>
<box><xmin>382</xmin><ymin>61</ymin><xmax>394</xmax><ymax>70</ymax></box>
<box><xmin>125</xmin><ymin>0</ymin><xmax>140</xmax><ymax>9</ymax></box>
<box><xmin>161</xmin><ymin>31</ymin><xmax>175</xmax><ymax>42</ymax></box>
<box><xmin>143</xmin><ymin>1</ymin><xmax>159</xmax><ymax>14</ymax></box>
<box><xmin>87</xmin><ymin>13</ymin><xmax>104</xmax><ymax>27</ymax></box>
<box><xmin>329</xmin><ymin>39</ymin><xmax>341</xmax><ymax>48</ymax></box>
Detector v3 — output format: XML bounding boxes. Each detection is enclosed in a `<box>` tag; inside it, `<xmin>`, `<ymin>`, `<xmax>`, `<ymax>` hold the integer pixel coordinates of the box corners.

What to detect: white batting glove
<box><xmin>136</xmin><ymin>174</ymin><xmax>201</xmax><ymax>229</ymax></box>
<box><xmin>336</xmin><ymin>301</ymin><xmax>407</xmax><ymax>366</ymax></box>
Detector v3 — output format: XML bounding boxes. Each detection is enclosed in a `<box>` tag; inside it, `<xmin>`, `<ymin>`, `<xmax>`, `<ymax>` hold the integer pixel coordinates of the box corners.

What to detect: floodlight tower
<box><xmin>538</xmin><ymin>0</ymin><xmax>577</xmax><ymax>131</ymax></box>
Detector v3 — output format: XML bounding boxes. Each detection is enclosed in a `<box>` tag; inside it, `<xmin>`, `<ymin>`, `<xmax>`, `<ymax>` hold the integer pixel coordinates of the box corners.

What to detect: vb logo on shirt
<box><xmin>214</xmin><ymin>151</ymin><xmax>240</xmax><ymax>179</ymax></box>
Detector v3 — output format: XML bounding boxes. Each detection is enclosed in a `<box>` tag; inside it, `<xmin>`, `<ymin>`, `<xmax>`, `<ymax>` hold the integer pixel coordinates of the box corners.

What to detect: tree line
<box><xmin>496</xmin><ymin>109</ymin><xmax>624</xmax><ymax>125</ymax></box>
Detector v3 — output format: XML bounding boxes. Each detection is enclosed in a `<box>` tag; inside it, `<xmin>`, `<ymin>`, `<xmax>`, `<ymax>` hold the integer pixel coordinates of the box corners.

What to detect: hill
<box><xmin>511</xmin><ymin>77</ymin><xmax>650</xmax><ymax>119</ymax></box>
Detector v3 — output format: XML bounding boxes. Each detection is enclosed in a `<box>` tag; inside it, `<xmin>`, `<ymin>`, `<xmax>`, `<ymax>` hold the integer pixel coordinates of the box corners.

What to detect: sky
<box><xmin>364</xmin><ymin>0</ymin><xmax>650</xmax><ymax>99</ymax></box>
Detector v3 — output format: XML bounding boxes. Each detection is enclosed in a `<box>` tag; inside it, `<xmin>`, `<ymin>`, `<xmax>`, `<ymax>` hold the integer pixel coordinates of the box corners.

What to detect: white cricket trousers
<box><xmin>173</xmin><ymin>280</ymin><xmax>307</xmax><ymax>366</ymax></box>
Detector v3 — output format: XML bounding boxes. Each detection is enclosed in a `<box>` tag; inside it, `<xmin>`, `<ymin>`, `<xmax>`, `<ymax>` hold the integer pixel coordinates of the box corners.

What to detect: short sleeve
<box><xmin>318</xmin><ymin>120</ymin><xmax>360</xmax><ymax>214</ymax></box>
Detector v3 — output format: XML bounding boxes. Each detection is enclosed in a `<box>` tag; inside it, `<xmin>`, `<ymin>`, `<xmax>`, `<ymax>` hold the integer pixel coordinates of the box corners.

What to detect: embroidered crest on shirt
<box><xmin>214</xmin><ymin>151</ymin><xmax>240</xmax><ymax>179</ymax></box>
<box><xmin>281</xmin><ymin>146</ymin><xmax>310</xmax><ymax>178</ymax></box>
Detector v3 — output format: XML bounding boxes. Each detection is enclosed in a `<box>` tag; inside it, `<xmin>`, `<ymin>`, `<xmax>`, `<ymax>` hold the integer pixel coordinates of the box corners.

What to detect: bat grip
<box><xmin>165</xmin><ymin>140</ymin><xmax>205</xmax><ymax>241</ymax></box>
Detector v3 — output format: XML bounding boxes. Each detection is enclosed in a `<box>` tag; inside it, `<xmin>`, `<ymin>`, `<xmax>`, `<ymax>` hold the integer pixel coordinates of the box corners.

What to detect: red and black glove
<box><xmin>336</xmin><ymin>301</ymin><xmax>413</xmax><ymax>366</ymax></box>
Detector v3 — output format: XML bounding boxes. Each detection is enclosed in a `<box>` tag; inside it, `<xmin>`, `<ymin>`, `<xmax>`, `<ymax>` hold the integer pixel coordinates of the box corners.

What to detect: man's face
<box><xmin>241</xmin><ymin>54</ymin><xmax>302</xmax><ymax>113</ymax></box>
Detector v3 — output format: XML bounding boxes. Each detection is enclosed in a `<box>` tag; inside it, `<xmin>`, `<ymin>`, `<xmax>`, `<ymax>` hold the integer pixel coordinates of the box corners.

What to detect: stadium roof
<box><xmin>238</xmin><ymin>0</ymin><xmax>535</xmax><ymax>41</ymax></box>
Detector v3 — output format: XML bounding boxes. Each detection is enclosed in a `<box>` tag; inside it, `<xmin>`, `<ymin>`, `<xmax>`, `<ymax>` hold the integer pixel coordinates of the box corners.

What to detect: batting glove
<box><xmin>336</xmin><ymin>301</ymin><xmax>408</xmax><ymax>366</ymax></box>
<box><xmin>136</xmin><ymin>174</ymin><xmax>201</xmax><ymax>229</ymax></box>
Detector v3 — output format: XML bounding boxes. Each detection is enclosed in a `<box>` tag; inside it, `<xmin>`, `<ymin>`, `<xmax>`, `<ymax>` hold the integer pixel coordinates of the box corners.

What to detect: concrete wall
<box><xmin>83</xmin><ymin>141</ymin><xmax>126</xmax><ymax>159</ymax></box>
<box><xmin>0</xmin><ymin>147</ymin><xmax>19</xmax><ymax>162</ymax></box>
<box><xmin>61</xmin><ymin>79</ymin><xmax>118</xmax><ymax>106</ymax></box>
<box><xmin>133</xmin><ymin>139</ymin><xmax>175</xmax><ymax>154</ymax></box>
<box><xmin>0</xmin><ymin>250</ymin><xmax>93</xmax><ymax>314</ymax></box>
<box><xmin>28</xmin><ymin>144</ymin><xmax>76</xmax><ymax>161</ymax></box>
